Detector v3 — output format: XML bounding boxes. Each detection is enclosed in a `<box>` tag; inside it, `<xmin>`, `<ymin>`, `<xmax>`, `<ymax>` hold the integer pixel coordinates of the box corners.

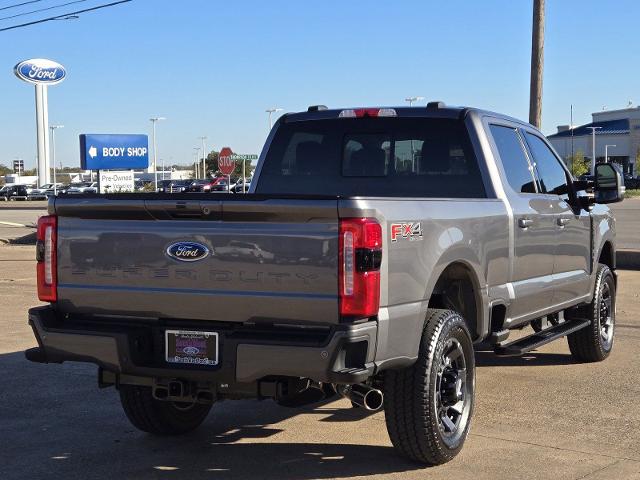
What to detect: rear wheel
<box><xmin>567</xmin><ymin>264</ymin><xmax>616</xmax><ymax>362</ymax></box>
<box><xmin>384</xmin><ymin>309</ymin><xmax>475</xmax><ymax>465</ymax></box>
<box><xmin>119</xmin><ymin>385</ymin><xmax>212</xmax><ymax>435</ymax></box>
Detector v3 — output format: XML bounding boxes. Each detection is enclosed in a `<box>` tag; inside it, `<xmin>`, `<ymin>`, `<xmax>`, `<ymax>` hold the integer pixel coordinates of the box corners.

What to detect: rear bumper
<box><xmin>27</xmin><ymin>306</ymin><xmax>377</xmax><ymax>384</ymax></box>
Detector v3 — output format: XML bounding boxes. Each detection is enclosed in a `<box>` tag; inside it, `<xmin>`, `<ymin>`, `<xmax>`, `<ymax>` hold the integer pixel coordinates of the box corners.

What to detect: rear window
<box><xmin>255</xmin><ymin>118</ymin><xmax>486</xmax><ymax>198</ymax></box>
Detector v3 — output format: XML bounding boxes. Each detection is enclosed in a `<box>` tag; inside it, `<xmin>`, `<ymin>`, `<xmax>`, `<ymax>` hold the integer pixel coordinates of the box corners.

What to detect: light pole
<box><xmin>605</xmin><ymin>144</ymin><xmax>616</xmax><ymax>163</ymax></box>
<box><xmin>14</xmin><ymin>157</ymin><xmax>23</xmax><ymax>185</ymax></box>
<box><xmin>199</xmin><ymin>136</ymin><xmax>207</xmax><ymax>178</ymax></box>
<box><xmin>586</xmin><ymin>126</ymin><xmax>602</xmax><ymax>175</ymax></box>
<box><xmin>405</xmin><ymin>97</ymin><xmax>424</xmax><ymax>170</ymax></box>
<box><xmin>266</xmin><ymin>107</ymin><xmax>283</xmax><ymax>131</ymax></box>
<box><xmin>405</xmin><ymin>96</ymin><xmax>424</xmax><ymax>107</ymax></box>
<box><xmin>193</xmin><ymin>147</ymin><xmax>201</xmax><ymax>178</ymax></box>
<box><xmin>150</xmin><ymin>116</ymin><xmax>166</xmax><ymax>191</ymax></box>
<box><xmin>49</xmin><ymin>125</ymin><xmax>64</xmax><ymax>195</ymax></box>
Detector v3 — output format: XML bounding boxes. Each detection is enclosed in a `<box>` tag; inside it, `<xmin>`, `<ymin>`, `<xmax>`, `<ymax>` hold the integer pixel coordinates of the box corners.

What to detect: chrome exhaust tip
<box><xmin>338</xmin><ymin>383</ymin><xmax>384</xmax><ymax>411</ymax></box>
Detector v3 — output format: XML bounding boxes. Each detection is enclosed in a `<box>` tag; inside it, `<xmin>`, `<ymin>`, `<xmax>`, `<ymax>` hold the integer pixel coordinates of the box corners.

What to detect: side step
<box><xmin>494</xmin><ymin>319</ymin><xmax>590</xmax><ymax>356</ymax></box>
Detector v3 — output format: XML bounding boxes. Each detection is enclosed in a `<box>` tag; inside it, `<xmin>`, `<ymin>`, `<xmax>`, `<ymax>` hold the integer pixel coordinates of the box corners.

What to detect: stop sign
<box><xmin>218</xmin><ymin>147</ymin><xmax>235</xmax><ymax>175</ymax></box>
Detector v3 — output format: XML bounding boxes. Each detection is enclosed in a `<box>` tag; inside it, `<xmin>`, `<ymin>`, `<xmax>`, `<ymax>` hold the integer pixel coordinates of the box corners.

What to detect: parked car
<box><xmin>186</xmin><ymin>179</ymin><xmax>216</xmax><ymax>192</ymax></box>
<box><xmin>0</xmin><ymin>184</ymin><xmax>29</xmax><ymax>200</ymax></box>
<box><xmin>210</xmin><ymin>177</ymin><xmax>231</xmax><ymax>192</ymax></box>
<box><xmin>231</xmin><ymin>179</ymin><xmax>251</xmax><ymax>193</ymax></box>
<box><xmin>66</xmin><ymin>182</ymin><xmax>98</xmax><ymax>194</ymax></box>
<box><xmin>623</xmin><ymin>173</ymin><xmax>639</xmax><ymax>190</ymax></box>
<box><xmin>29</xmin><ymin>183</ymin><xmax>64</xmax><ymax>199</ymax></box>
<box><xmin>157</xmin><ymin>179</ymin><xmax>190</xmax><ymax>193</ymax></box>
<box><xmin>25</xmin><ymin>103</ymin><xmax>625</xmax><ymax>465</ymax></box>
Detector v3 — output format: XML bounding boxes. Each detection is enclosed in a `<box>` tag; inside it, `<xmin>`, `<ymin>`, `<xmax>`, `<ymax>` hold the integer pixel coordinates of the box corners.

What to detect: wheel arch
<box><xmin>426</xmin><ymin>260</ymin><xmax>486</xmax><ymax>341</ymax></box>
<box><xmin>598</xmin><ymin>240</ymin><xmax>615</xmax><ymax>271</ymax></box>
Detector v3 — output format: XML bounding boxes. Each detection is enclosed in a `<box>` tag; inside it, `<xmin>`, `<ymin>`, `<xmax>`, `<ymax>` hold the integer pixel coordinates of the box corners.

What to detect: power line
<box><xmin>0</xmin><ymin>0</ymin><xmax>87</xmax><ymax>21</ymax></box>
<box><xmin>0</xmin><ymin>0</ymin><xmax>132</xmax><ymax>31</ymax></box>
<box><xmin>0</xmin><ymin>1</ymin><xmax>43</xmax><ymax>12</ymax></box>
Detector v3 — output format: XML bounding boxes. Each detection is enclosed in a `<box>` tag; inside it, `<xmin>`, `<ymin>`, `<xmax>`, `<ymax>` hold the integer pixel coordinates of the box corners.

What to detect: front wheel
<box><xmin>119</xmin><ymin>385</ymin><xmax>212</xmax><ymax>435</ymax></box>
<box><xmin>384</xmin><ymin>309</ymin><xmax>475</xmax><ymax>465</ymax></box>
<box><xmin>567</xmin><ymin>264</ymin><xmax>616</xmax><ymax>362</ymax></box>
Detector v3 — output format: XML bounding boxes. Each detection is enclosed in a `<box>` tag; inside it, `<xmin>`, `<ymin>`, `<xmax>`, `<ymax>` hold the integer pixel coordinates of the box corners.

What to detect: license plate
<box><xmin>165</xmin><ymin>330</ymin><xmax>218</xmax><ymax>366</ymax></box>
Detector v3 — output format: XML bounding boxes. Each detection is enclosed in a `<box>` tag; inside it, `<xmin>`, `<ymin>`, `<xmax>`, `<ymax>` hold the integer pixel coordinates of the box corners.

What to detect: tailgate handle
<box><xmin>145</xmin><ymin>200</ymin><xmax>204</xmax><ymax>219</ymax></box>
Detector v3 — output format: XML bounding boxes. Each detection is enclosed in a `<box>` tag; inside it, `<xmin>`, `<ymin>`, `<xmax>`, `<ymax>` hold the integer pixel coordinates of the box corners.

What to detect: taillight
<box><xmin>339</xmin><ymin>218</ymin><xmax>382</xmax><ymax>318</ymax></box>
<box><xmin>338</xmin><ymin>108</ymin><xmax>397</xmax><ymax>118</ymax></box>
<box><xmin>36</xmin><ymin>215</ymin><xmax>57</xmax><ymax>302</ymax></box>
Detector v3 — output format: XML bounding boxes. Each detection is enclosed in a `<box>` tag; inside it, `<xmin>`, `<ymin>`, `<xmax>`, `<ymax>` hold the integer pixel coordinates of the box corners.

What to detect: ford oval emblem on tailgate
<box><xmin>166</xmin><ymin>242</ymin><xmax>210</xmax><ymax>262</ymax></box>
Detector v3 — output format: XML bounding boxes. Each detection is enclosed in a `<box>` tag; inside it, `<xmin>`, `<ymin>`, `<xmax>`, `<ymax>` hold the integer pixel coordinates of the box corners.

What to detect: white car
<box><xmin>29</xmin><ymin>183</ymin><xmax>64</xmax><ymax>199</ymax></box>
<box><xmin>66</xmin><ymin>182</ymin><xmax>98</xmax><ymax>194</ymax></box>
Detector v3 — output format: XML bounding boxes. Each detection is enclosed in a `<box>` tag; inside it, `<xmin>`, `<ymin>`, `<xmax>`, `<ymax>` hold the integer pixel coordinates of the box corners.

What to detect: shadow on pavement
<box><xmin>0</xmin><ymin>351</ymin><xmax>421</xmax><ymax>479</ymax></box>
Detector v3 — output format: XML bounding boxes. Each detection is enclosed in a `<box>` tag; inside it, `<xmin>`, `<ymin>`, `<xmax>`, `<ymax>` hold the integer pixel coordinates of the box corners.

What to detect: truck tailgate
<box><xmin>53</xmin><ymin>196</ymin><xmax>340</xmax><ymax>324</ymax></box>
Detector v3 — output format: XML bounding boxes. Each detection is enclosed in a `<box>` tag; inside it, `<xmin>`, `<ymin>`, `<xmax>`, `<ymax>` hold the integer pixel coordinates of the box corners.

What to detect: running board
<box><xmin>494</xmin><ymin>319</ymin><xmax>591</xmax><ymax>356</ymax></box>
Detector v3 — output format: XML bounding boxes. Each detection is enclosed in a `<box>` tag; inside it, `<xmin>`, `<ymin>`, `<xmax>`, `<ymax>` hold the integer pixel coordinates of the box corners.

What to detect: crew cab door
<box><xmin>488</xmin><ymin>124</ymin><xmax>556</xmax><ymax>322</ymax></box>
<box><xmin>522</xmin><ymin>131</ymin><xmax>592</xmax><ymax>306</ymax></box>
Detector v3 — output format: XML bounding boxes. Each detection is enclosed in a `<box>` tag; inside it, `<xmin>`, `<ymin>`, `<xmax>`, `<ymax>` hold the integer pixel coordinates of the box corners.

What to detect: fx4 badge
<box><xmin>390</xmin><ymin>222</ymin><xmax>423</xmax><ymax>242</ymax></box>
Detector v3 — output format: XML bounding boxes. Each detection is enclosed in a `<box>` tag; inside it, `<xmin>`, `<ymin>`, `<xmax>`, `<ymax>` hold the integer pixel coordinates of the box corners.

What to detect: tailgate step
<box><xmin>494</xmin><ymin>319</ymin><xmax>591</xmax><ymax>356</ymax></box>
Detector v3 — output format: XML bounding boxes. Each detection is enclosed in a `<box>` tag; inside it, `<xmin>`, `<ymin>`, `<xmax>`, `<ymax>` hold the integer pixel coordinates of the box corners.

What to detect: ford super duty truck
<box><xmin>26</xmin><ymin>103</ymin><xmax>624</xmax><ymax>465</ymax></box>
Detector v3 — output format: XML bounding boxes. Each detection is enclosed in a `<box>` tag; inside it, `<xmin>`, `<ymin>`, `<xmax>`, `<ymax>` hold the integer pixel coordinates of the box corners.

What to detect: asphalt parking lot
<box><xmin>1</xmin><ymin>201</ymin><xmax>640</xmax><ymax>479</ymax></box>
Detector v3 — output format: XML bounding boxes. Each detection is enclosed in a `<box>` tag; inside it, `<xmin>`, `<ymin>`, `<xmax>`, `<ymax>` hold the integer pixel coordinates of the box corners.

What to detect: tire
<box><xmin>567</xmin><ymin>264</ymin><xmax>616</xmax><ymax>362</ymax></box>
<box><xmin>119</xmin><ymin>385</ymin><xmax>212</xmax><ymax>435</ymax></box>
<box><xmin>384</xmin><ymin>309</ymin><xmax>475</xmax><ymax>465</ymax></box>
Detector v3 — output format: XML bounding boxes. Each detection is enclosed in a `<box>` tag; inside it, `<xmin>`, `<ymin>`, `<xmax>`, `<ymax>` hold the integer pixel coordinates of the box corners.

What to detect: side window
<box><xmin>524</xmin><ymin>133</ymin><xmax>569</xmax><ymax>196</ymax></box>
<box><xmin>489</xmin><ymin>124</ymin><xmax>537</xmax><ymax>194</ymax></box>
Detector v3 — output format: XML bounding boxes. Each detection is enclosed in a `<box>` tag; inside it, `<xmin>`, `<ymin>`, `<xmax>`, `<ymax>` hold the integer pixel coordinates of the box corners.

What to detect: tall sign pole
<box><xmin>35</xmin><ymin>84</ymin><xmax>51</xmax><ymax>186</ymax></box>
<box><xmin>529</xmin><ymin>0</ymin><xmax>545</xmax><ymax>128</ymax></box>
<box><xmin>14</xmin><ymin>59</ymin><xmax>67</xmax><ymax>188</ymax></box>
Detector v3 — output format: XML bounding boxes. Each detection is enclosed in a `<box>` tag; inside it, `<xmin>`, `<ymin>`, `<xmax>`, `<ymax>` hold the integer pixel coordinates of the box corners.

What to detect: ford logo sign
<box><xmin>14</xmin><ymin>58</ymin><xmax>67</xmax><ymax>85</ymax></box>
<box><xmin>182</xmin><ymin>346</ymin><xmax>200</xmax><ymax>355</ymax></box>
<box><xmin>166</xmin><ymin>242</ymin><xmax>210</xmax><ymax>262</ymax></box>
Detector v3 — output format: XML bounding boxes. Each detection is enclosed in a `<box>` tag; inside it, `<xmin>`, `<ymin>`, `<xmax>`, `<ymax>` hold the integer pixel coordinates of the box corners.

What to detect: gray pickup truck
<box><xmin>26</xmin><ymin>103</ymin><xmax>624</xmax><ymax>465</ymax></box>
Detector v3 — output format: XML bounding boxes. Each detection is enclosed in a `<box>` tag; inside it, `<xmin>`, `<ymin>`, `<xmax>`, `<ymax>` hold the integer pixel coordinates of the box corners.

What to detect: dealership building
<box><xmin>547</xmin><ymin>106</ymin><xmax>640</xmax><ymax>175</ymax></box>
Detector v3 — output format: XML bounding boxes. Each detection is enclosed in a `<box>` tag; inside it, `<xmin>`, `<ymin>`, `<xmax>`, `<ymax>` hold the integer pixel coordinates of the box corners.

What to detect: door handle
<box><xmin>518</xmin><ymin>218</ymin><xmax>533</xmax><ymax>229</ymax></box>
<box><xmin>557</xmin><ymin>217</ymin><xmax>571</xmax><ymax>227</ymax></box>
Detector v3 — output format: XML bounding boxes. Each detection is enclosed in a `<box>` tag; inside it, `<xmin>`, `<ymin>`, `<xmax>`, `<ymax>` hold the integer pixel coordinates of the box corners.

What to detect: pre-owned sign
<box><xmin>98</xmin><ymin>170</ymin><xmax>135</xmax><ymax>194</ymax></box>
<box><xmin>80</xmin><ymin>134</ymin><xmax>149</xmax><ymax>170</ymax></box>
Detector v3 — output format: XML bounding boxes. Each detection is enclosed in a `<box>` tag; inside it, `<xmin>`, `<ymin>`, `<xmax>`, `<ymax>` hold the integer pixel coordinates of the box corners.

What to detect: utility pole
<box><xmin>529</xmin><ymin>0</ymin><xmax>545</xmax><ymax>128</ymax></box>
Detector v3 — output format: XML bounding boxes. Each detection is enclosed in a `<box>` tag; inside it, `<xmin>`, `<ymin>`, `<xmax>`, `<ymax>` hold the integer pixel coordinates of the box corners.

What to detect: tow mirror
<box><xmin>594</xmin><ymin>163</ymin><xmax>625</xmax><ymax>204</ymax></box>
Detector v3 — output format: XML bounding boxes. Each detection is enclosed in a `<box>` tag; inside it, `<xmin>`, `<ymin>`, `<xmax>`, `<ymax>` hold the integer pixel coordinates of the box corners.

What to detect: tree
<box><xmin>204</xmin><ymin>150</ymin><xmax>219</xmax><ymax>175</ymax></box>
<box><xmin>567</xmin><ymin>150</ymin><xmax>589</xmax><ymax>177</ymax></box>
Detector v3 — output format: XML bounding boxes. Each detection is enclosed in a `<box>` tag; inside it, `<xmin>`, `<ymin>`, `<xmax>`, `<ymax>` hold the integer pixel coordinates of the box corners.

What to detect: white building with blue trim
<box><xmin>547</xmin><ymin>106</ymin><xmax>640</xmax><ymax>175</ymax></box>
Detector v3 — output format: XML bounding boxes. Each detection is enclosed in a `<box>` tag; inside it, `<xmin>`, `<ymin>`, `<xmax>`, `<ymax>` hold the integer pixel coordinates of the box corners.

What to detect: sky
<box><xmin>1</xmin><ymin>0</ymin><xmax>639</xmax><ymax>169</ymax></box>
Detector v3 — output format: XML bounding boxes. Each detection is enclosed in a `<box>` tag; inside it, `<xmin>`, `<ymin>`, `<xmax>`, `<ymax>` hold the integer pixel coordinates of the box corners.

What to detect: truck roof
<box><xmin>283</xmin><ymin>103</ymin><xmax>534</xmax><ymax>130</ymax></box>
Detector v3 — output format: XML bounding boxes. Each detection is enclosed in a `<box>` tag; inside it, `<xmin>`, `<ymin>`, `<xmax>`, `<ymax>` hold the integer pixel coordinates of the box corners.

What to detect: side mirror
<box><xmin>594</xmin><ymin>163</ymin><xmax>625</xmax><ymax>204</ymax></box>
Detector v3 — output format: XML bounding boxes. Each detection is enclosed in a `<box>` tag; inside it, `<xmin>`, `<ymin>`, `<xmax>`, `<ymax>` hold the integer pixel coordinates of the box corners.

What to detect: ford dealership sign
<box><xmin>14</xmin><ymin>58</ymin><xmax>66</xmax><ymax>85</ymax></box>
